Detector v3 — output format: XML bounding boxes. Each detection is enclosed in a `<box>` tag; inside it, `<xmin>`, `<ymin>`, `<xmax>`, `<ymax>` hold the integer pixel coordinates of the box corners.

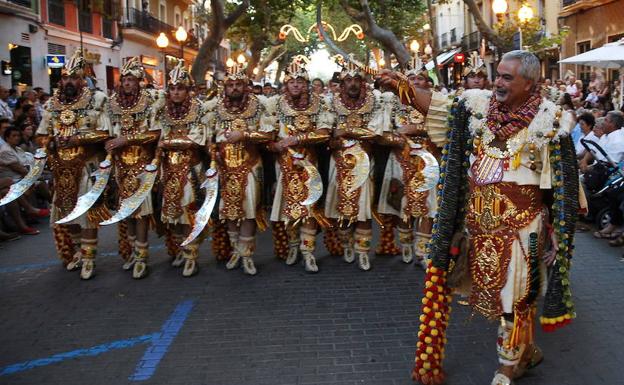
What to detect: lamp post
<box><xmin>409</xmin><ymin>40</ymin><xmax>420</xmax><ymax>54</ymax></box>
<box><xmin>517</xmin><ymin>3</ymin><xmax>534</xmax><ymax>49</ymax></box>
<box><xmin>156</xmin><ymin>32</ymin><xmax>169</xmax><ymax>86</ymax></box>
<box><xmin>175</xmin><ymin>26</ymin><xmax>187</xmax><ymax>62</ymax></box>
<box><xmin>492</xmin><ymin>0</ymin><xmax>508</xmax><ymax>20</ymax></box>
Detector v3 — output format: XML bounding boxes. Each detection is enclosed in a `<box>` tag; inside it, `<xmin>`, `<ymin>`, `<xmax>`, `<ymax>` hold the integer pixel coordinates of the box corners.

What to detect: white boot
<box><xmin>132</xmin><ymin>249</ymin><xmax>148</xmax><ymax>279</ymax></box>
<box><xmin>285</xmin><ymin>245</ymin><xmax>299</xmax><ymax>265</ymax></box>
<box><xmin>226</xmin><ymin>252</ymin><xmax>241</xmax><ymax>270</ymax></box>
<box><xmin>303</xmin><ymin>252</ymin><xmax>318</xmax><ymax>273</ymax></box>
<box><xmin>242</xmin><ymin>257</ymin><xmax>257</xmax><ymax>276</ymax></box>
<box><xmin>343</xmin><ymin>246</ymin><xmax>355</xmax><ymax>263</ymax></box>
<box><xmin>80</xmin><ymin>259</ymin><xmax>95</xmax><ymax>280</ymax></box>
<box><xmin>66</xmin><ymin>251</ymin><xmax>82</xmax><ymax>271</ymax></box>
<box><xmin>401</xmin><ymin>244</ymin><xmax>414</xmax><ymax>264</ymax></box>
<box><xmin>171</xmin><ymin>251</ymin><xmax>185</xmax><ymax>267</ymax></box>
<box><xmin>182</xmin><ymin>259</ymin><xmax>198</xmax><ymax>277</ymax></box>
<box><xmin>122</xmin><ymin>250</ymin><xmax>137</xmax><ymax>271</ymax></box>
<box><xmin>357</xmin><ymin>252</ymin><xmax>371</xmax><ymax>271</ymax></box>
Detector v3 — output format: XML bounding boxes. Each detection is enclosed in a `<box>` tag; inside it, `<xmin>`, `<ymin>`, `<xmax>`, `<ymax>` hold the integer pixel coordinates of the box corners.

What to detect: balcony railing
<box><xmin>79</xmin><ymin>11</ymin><xmax>92</xmax><ymax>33</ymax></box>
<box><xmin>48</xmin><ymin>0</ymin><xmax>65</xmax><ymax>25</ymax></box>
<box><xmin>461</xmin><ymin>31</ymin><xmax>481</xmax><ymax>52</ymax></box>
<box><xmin>8</xmin><ymin>0</ymin><xmax>32</xmax><ymax>7</ymax></box>
<box><xmin>124</xmin><ymin>7</ymin><xmax>174</xmax><ymax>38</ymax></box>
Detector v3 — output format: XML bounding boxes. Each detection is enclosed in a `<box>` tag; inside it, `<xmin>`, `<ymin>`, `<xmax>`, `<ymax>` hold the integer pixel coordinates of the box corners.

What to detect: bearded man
<box><xmin>268</xmin><ymin>61</ymin><xmax>331</xmax><ymax>273</ymax></box>
<box><xmin>381</xmin><ymin>50</ymin><xmax>578</xmax><ymax>385</ymax></box>
<box><xmin>105</xmin><ymin>57</ymin><xmax>163</xmax><ymax>279</ymax></box>
<box><xmin>153</xmin><ymin>61</ymin><xmax>209</xmax><ymax>277</ymax></box>
<box><xmin>213</xmin><ymin>63</ymin><xmax>275</xmax><ymax>276</ymax></box>
<box><xmin>36</xmin><ymin>49</ymin><xmax>112</xmax><ymax>280</ymax></box>
<box><xmin>324</xmin><ymin>63</ymin><xmax>387</xmax><ymax>271</ymax></box>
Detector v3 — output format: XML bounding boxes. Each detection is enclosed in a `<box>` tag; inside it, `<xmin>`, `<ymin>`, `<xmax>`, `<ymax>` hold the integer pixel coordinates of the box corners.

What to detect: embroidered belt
<box><xmin>278</xmin><ymin>149</ymin><xmax>312</xmax><ymax>222</ymax></box>
<box><xmin>219</xmin><ymin>144</ymin><xmax>259</xmax><ymax>221</ymax></box>
<box><xmin>161</xmin><ymin>149</ymin><xmax>197</xmax><ymax>222</ymax></box>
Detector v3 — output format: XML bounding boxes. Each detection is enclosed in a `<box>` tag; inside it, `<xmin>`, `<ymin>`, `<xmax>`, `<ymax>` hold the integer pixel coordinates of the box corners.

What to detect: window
<box><xmin>576</xmin><ymin>41</ymin><xmax>591</xmax><ymax>83</ymax></box>
<box><xmin>48</xmin><ymin>0</ymin><xmax>65</xmax><ymax>25</ymax></box>
<box><xmin>174</xmin><ymin>6</ymin><xmax>181</xmax><ymax>26</ymax></box>
<box><xmin>159</xmin><ymin>0</ymin><xmax>166</xmax><ymax>22</ymax></box>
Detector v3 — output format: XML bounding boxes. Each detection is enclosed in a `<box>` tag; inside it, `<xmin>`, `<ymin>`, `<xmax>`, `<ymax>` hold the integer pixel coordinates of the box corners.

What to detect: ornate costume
<box><xmin>108</xmin><ymin>57</ymin><xmax>163</xmax><ymax>278</ymax></box>
<box><xmin>269</xmin><ymin>61</ymin><xmax>332</xmax><ymax>272</ymax></box>
<box><xmin>213</xmin><ymin>63</ymin><xmax>276</xmax><ymax>275</ymax></box>
<box><xmin>36</xmin><ymin>49</ymin><xmax>112</xmax><ymax>279</ymax></box>
<box><xmin>324</xmin><ymin>63</ymin><xmax>387</xmax><ymax>271</ymax></box>
<box><xmin>153</xmin><ymin>61</ymin><xmax>209</xmax><ymax>277</ymax></box>
<box><xmin>402</xmin><ymin>87</ymin><xmax>578</xmax><ymax>385</ymax></box>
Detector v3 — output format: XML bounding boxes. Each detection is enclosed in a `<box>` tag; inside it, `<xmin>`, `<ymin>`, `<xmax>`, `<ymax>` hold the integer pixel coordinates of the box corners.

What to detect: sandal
<box><xmin>609</xmin><ymin>234</ymin><xmax>624</xmax><ymax>247</ymax></box>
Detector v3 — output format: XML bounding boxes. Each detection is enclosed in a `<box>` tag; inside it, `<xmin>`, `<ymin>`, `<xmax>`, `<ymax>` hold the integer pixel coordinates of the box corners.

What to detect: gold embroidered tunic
<box><xmin>324</xmin><ymin>89</ymin><xmax>386</xmax><ymax>223</ymax></box>
<box><xmin>37</xmin><ymin>87</ymin><xmax>112</xmax><ymax>228</ymax></box>
<box><xmin>153</xmin><ymin>98</ymin><xmax>209</xmax><ymax>225</ymax></box>
<box><xmin>269</xmin><ymin>93</ymin><xmax>332</xmax><ymax>223</ymax></box>
<box><xmin>109</xmin><ymin>89</ymin><xmax>163</xmax><ymax>218</ymax></box>
<box><xmin>212</xmin><ymin>94</ymin><xmax>276</xmax><ymax>222</ymax></box>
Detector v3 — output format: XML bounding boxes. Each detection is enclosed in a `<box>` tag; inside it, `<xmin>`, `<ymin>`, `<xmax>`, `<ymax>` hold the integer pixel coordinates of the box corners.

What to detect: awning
<box><xmin>425</xmin><ymin>48</ymin><xmax>461</xmax><ymax>70</ymax></box>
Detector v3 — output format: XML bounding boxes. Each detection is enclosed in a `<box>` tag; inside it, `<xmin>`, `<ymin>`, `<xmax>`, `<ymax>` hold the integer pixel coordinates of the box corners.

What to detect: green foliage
<box><xmin>494</xmin><ymin>15</ymin><xmax>569</xmax><ymax>58</ymax></box>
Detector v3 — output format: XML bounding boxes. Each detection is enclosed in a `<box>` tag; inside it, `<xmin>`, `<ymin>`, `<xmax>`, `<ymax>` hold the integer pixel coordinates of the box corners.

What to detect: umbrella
<box><xmin>559</xmin><ymin>38</ymin><xmax>624</xmax><ymax>108</ymax></box>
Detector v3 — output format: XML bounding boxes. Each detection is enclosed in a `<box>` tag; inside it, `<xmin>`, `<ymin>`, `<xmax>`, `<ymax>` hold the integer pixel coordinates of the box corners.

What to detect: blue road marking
<box><xmin>129</xmin><ymin>299</ymin><xmax>195</xmax><ymax>381</ymax></box>
<box><xmin>0</xmin><ymin>244</ymin><xmax>166</xmax><ymax>274</ymax></box>
<box><xmin>0</xmin><ymin>299</ymin><xmax>195</xmax><ymax>380</ymax></box>
<box><xmin>0</xmin><ymin>333</ymin><xmax>158</xmax><ymax>376</ymax></box>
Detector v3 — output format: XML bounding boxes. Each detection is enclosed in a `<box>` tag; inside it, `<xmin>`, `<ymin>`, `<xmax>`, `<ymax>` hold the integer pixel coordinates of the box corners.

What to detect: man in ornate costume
<box><xmin>153</xmin><ymin>61</ymin><xmax>208</xmax><ymax>277</ymax></box>
<box><xmin>377</xmin><ymin>57</ymin><xmax>444</xmax><ymax>269</ymax></box>
<box><xmin>325</xmin><ymin>62</ymin><xmax>386</xmax><ymax>271</ymax></box>
<box><xmin>36</xmin><ymin>49</ymin><xmax>111</xmax><ymax>279</ymax></box>
<box><xmin>457</xmin><ymin>52</ymin><xmax>489</xmax><ymax>95</ymax></box>
<box><xmin>105</xmin><ymin>57</ymin><xmax>163</xmax><ymax>279</ymax></box>
<box><xmin>381</xmin><ymin>50</ymin><xmax>578</xmax><ymax>385</ymax></box>
<box><xmin>213</xmin><ymin>62</ymin><xmax>275</xmax><ymax>276</ymax></box>
<box><xmin>268</xmin><ymin>60</ymin><xmax>331</xmax><ymax>273</ymax></box>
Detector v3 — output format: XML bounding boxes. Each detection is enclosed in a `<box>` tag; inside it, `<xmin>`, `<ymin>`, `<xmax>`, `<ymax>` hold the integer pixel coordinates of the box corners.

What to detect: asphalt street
<box><xmin>0</xmin><ymin>223</ymin><xmax>623</xmax><ymax>385</ymax></box>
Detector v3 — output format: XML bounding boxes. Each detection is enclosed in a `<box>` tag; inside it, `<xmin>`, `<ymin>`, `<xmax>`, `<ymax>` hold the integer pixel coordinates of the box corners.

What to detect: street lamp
<box><xmin>237</xmin><ymin>54</ymin><xmax>246</xmax><ymax>64</ymax></box>
<box><xmin>410</xmin><ymin>40</ymin><xmax>420</xmax><ymax>54</ymax></box>
<box><xmin>156</xmin><ymin>32</ymin><xmax>169</xmax><ymax>86</ymax></box>
<box><xmin>517</xmin><ymin>3</ymin><xmax>534</xmax><ymax>49</ymax></box>
<box><xmin>492</xmin><ymin>0</ymin><xmax>508</xmax><ymax>17</ymax></box>
<box><xmin>424</xmin><ymin>44</ymin><xmax>433</xmax><ymax>56</ymax></box>
<box><xmin>175</xmin><ymin>26</ymin><xmax>187</xmax><ymax>61</ymax></box>
<box><xmin>226</xmin><ymin>58</ymin><xmax>235</xmax><ymax>68</ymax></box>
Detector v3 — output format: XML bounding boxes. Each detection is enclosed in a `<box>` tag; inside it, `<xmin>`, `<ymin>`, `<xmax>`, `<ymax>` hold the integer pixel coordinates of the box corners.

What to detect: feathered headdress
<box><xmin>120</xmin><ymin>56</ymin><xmax>145</xmax><ymax>79</ymax></box>
<box><xmin>62</xmin><ymin>49</ymin><xmax>86</xmax><ymax>77</ymax></box>
<box><xmin>168</xmin><ymin>60</ymin><xmax>193</xmax><ymax>87</ymax></box>
<box><xmin>339</xmin><ymin>59</ymin><xmax>367</xmax><ymax>80</ymax></box>
<box><xmin>224</xmin><ymin>61</ymin><xmax>248</xmax><ymax>82</ymax></box>
<box><xmin>283</xmin><ymin>57</ymin><xmax>309</xmax><ymax>83</ymax></box>
<box><xmin>462</xmin><ymin>51</ymin><xmax>487</xmax><ymax>77</ymax></box>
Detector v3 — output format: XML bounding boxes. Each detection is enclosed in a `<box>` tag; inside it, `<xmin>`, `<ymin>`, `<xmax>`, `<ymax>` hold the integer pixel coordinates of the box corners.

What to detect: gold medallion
<box><xmin>346</xmin><ymin>114</ymin><xmax>363</xmax><ymax>129</ymax></box>
<box><xmin>294</xmin><ymin>115</ymin><xmax>311</xmax><ymax>131</ymax></box>
<box><xmin>60</xmin><ymin>109</ymin><xmax>77</xmax><ymax>125</ymax></box>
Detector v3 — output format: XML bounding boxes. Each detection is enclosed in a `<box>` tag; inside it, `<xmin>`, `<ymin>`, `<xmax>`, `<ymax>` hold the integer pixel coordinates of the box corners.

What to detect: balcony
<box><xmin>124</xmin><ymin>7</ymin><xmax>174</xmax><ymax>39</ymax></box>
<box><xmin>450</xmin><ymin>28</ymin><xmax>457</xmax><ymax>44</ymax></box>
<box><xmin>440</xmin><ymin>32</ymin><xmax>449</xmax><ymax>49</ymax></box>
<box><xmin>461</xmin><ymin>31</ymin><xmax>481</xmax><ymax>52</ymax></box>
<box><xmin>103</xmin><ymin>18</ymin><xmax>113</xmax><ymax>39</ymax></box>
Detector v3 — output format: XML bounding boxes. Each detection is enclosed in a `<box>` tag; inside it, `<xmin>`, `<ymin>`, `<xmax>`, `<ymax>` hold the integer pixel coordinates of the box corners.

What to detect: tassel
<box><xmin>52</xmin><ymin>225</ymin><xmax>75</xmax><ymax>266</ymax></box>
<box><xmin>211</xmin><ymin>220</ymin><xmax>232</xmax><ymax>261</ymax></box>
<box><xmin>117</xmin><ymin>221</ymin><xmax>133</xmax><ymax>262</ymax></box>
<box><xmin>271</xmin><ymin>221</ymin><xmax>289</xmax><ymax>260</ymax></box>
<box><xmin>512</xmin><ymin>152</ymin><xmax>522</xmax><ymax>170</ymax></box>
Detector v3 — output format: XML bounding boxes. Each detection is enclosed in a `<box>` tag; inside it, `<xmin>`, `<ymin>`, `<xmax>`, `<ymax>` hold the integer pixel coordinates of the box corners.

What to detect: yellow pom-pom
<box><xmin>429</xmin><ymin>320</ymin><xmax>436</xmax><ymax>327</ymax></box>
<box><xmin>425</xmin><ymin>336</ymin><xmax>432</xmax><ymax>344</ymax></box>
<box><xmin>433</xmin><ymin>369</ymin><xmax>440</xmax><ymax>375</ymax></box>
<box><xmin>430</xmin><ymin>266</ymin><xmax>438</xmax><ymax>273</ymax></box>
<box><xmin>424</xmin><ymin>306</ymin><xmax>431</xmax><ymax>313</ymax></box>
<box><xmin>419</xmin><ymin>315</ymin><xmax>426</xmax><ymax>322</ymax></box>
<box><xmin>426</xmin><ymin>291</ymin><xmax>434</xmax><ymax>299</ymax></box>
<box><xmin>431</xmin><ymin>329</ymin><xmax>439</xmax><ymax>336</ymax></box>
<box><xmin>426</xmin><ymin>346</ymin><xmax>433</xmax><ymax>354</ymax></box>
<box><xmin>425</xmin><ymin>281</ymin><xmax>433</xmax><ymax>288</ymax></box>
<box><xmin>420</xmin><ymin>353</ymin><xmax>428</xmax><ymax>361</ymax></box>
<box><xmin>419</xmin><ymin>368</ymin><xmax>427</xmax><ymax>375</ymax></box>
<box><xmin>431</xmin><ymin>275</ymin><xmax>439</xmax><ymax>283</ymax></box>
<box><xmin>434</xmin><ymin>312</ymin><xmax>442</xmax><ymax>319</ymax></box>
<box><xmin>423</xmin><ymin>362</ymin><xmax>431</xmax><ymax>370</ymax></box>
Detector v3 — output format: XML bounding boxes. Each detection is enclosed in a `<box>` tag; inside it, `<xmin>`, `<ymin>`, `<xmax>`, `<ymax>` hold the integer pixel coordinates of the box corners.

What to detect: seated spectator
<box><xmin>0</xmin><ymin>117</ymin><xmax>11</xmax><ymax>146</ymax></box>
<box><xmin>15</xmin><ymin>104</ymin><xmax>38</xmax><ymax>134</ymax></box>
<box><xmin>575</xmin><ymin>112</ymin><xmax>597</xmax><ymax>158</ymax></box>
<box><xmin>7</xmin><ymin>88</ymin><xmax>18</xmax><ymax>110</ymax></box>
<box><xmin>19</xmin><ymin>123</ymin><xmax>37</xmax><ymax>154</ymax></box>
<box><xmin>0</xmin><ymin>86</ymin><xmax>13</xmax><ymax>120</ymax></box>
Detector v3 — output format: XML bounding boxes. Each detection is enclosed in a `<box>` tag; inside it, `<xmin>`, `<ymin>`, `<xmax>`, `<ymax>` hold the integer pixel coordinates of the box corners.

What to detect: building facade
<box><xmin>559</xmin><ymin>0</ymin><xmax>624</xmax><ymax>83</ymax></box>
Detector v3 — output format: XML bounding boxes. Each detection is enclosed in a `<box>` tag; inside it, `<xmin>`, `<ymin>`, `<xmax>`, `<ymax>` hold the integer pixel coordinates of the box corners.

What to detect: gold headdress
<box><xmin>283</xmin><ymin>57</ymin><xmax>309</xmax><ymax>83</ymax></box>
<box><xmin>120</xmin><ymin>56</ymin><xmax>145</xmax><ymax>79</ymax></box>
<box><xmin>62</xmin><ymin>49</ymin><xmax>86</xmax><ymax>77</ymax></box>
<box><xmin>224</xmin><ymin>61</ymin><xmax>248</xmax><ymax>82</ymax></box>
<box><xmin>168</xmin><ymin>60</ymin><xmax>194</xmax><ymax>87</ymax></box>
<box><xmin>339</xmin><ymin>59</ymin><xmax>366</xmax><ymax>80</ymax></box>
<box><xmin>462</xmin><ymin>51</ymin><xmax>487</xmax><ymax>77</ymax></box>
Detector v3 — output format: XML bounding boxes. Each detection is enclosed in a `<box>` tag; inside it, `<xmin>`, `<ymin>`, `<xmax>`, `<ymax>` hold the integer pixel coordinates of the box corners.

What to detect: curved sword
<box><xmin>0</xmin><ymin>148</ymin><xmax>47</xmax><ymax>206</ymax></box>
<box><xmin>342</xmin><ymin>139</ymin><xmax>370</xmax><ymax>193</ymax></box>
<box><xmin>56</xmin><ymin>155</ymin><xmax>113</xmax><ymax>224</ymax></box>
<box><xmin>407</xmin><ymin>140</ymin><xmax>440</xmax><ymax>192</ymax></box>
<box><xmin>288</xmin><ymin>149</ymin><xmax>323</xmax><ymax>206</ymax></box>
<box><xmin>180</xmin><ymin>167</ymin><xmax>219</xmax><ymax>247</ymax></box>
<box><xmin>99</xmin><ymin>162</ymin><xmax>159</xmax><ymax>226</ymax></box>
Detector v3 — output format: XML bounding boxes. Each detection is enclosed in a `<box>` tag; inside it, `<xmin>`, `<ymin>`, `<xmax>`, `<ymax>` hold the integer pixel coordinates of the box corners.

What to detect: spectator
<box><xmin>565</xmin><ymin>74</ymin><xmax>578</xmax><ymax>97</ymax></box>
<box><xmin>328</xmin><ymin>72</ymin><xmax>341</xmax><ymax>94</ymax></box>
<box><xmin>263</xmin><ymin>83</ymin><xmax>275</xmax><ymax>97</ymax></box>
<box><xmin>19</xmin><ymin>123</ymin><xmax>36</xmax><ymax>154</ymax></box>
<box><xmin>575</xmin><ymin>112</ymin><xmax>597</xmax><ymax>158</ymax></box>
<box><xmin>0</xmin><ymin>86</ymin><xmax>13</xmax><ymax>120</ymax></box>
<box><xmin>252</xmin><ymin>85</ymin><xmax>263</xmax><ymax>95</ymax></box>
<box><xmin>15</xmin><ymin>104</ymin><xmax>37</xmax><ymax>133</ymax></box>
<box><xmin>7</xmin><ymin>88</ymin><xmax>18</xmax><ymax>110</ymax></box>
<box><xmin>0</xmin><ymin>118</ymin><xmax>10</xmax><ymax>146</ymax></box>
<box><xmin>311</xmin><ymin>78</ymin><xmax>325</xmax><ymax>95</ymax></box>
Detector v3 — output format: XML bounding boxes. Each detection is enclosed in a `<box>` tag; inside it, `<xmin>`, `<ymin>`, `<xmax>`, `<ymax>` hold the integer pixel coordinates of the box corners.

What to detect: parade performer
<box><xmin>382</xmin><ymin>50</ymin><xmax>578</xmax><ymax>385</ymax></box>
<box><xmin>457</xmin><ymin>51</ymin><xmax>489</xmax><ymax>95</ymax></box>
<box><xmin>268</xmin><ymin>60</ymin><xmax>331</xmax><ymax>273</ymax></box>
<box><xmin>325</xmin><ymin>62</ymin><xmax>387</xmax><ymax>271</ymax></box>
<box><xmin>105</xmin><ymin>57</ymin><xmax>163</xmax><ymax>279</ymax></box>
<box><xmin>36</xmin><ymin>49</ymin><xmax>111</xmax><ymax>280</ymax></box>
<box><xmin>377</xmin><ymin>57</ymin><xmax>443</xmax><ymax>269</ymax></box>
<box><xmin>153</xmin><ymin>61</ymin><xmax>209</xmax><ymax>277</ymax></box>
<box><xmin>214</xmin><ymin>61</ymin><xmax>275</xmax><ymax>276</ymax></box>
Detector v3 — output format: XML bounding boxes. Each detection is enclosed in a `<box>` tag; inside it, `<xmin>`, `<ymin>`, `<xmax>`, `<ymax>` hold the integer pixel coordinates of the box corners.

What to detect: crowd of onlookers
<box><xmin>0</xmin><ymin>86</ymin><xmax>52</xmax><ymax>244</ymax></box>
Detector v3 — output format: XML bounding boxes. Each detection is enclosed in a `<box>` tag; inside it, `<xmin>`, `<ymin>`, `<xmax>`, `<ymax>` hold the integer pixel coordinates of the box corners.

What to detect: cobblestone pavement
<box><xmin>0</xmin><ymin>223</ymin><xmax>623</xmax><ymax>385</ymax></box>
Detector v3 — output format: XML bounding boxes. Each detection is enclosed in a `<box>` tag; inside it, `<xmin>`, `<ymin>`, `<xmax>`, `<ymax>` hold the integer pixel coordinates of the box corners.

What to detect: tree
<box><xmin>334</xmin><ymin>0</ymin><xmax>428</xmax><ymax>68</ymax></box>
<box><xmin>190</xmin><ymin>0</ymin><xmax>250</xmax><ymax>86</ymax></box>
